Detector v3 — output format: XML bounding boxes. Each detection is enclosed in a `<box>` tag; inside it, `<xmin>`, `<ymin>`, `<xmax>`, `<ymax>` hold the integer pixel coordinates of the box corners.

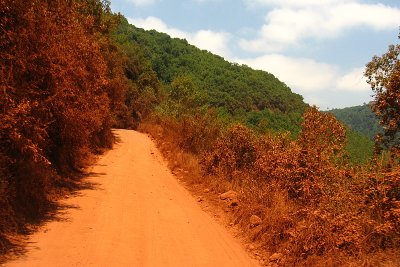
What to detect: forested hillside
<box><xmin>329</xmin><ymin>104</ymin><xmax>382</xmax><ymax>140</ymax></box>
<box><xmin>113</xmin><ymin>18</ymin><xmax>307</xmax><ymax>134</ymax></box>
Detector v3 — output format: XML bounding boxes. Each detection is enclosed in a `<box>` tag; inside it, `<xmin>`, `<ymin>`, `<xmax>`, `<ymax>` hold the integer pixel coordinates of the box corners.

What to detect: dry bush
<box><xmin>254</xmin><ymin>132</ymin><xmax>300</xmax><ymax>187</ymax></box>
<box><xmin>142</xmin><ymin>101</ymin><xmax>400</xmax><ymax>265</ymax></box>
<box><xmin>146</xmin><ymin>108</ymin><xmax>222</xmax><ymax>155</ymax></box>
<box><xmin>197</xmin><ymin>106</ymin><xmax>400</xmax><ymax>264</ymax></box>
<box><xmin>0</xmin><ymin>0</ymin><xmax>120</xmax><ymax>253</ymax></box>
<box><xmin>201</xmin><ymin>124</ymin><xmax>257</xmax><ymax>182</ymax></box>
<box><xmin>176</xmin><ymin>110</ymin><xmax>222</xmax><ymax>155</ymax></box>
<box><xmin>292</xmin><ymin>106</ymin><xmax>348</xmax><ymax>204</ymax></box>
<box><xmin>361</xmin><ymin>165</ymin><xmax>400</xmax><ymax>251</ymax></box>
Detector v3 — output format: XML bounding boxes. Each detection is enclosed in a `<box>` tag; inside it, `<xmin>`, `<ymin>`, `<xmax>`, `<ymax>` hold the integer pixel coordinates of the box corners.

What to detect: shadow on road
<box><xmin>0</xmin><ymin>168</ymin><xmax>107</xmax><ymax>264</ymax></box>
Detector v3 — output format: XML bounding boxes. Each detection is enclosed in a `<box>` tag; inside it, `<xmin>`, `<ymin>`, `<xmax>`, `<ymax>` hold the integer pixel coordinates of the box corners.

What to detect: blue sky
<box><xmin>110</xmin><ymin>0</ymin><xmax>400</xmax><ymax>109</ymax></box>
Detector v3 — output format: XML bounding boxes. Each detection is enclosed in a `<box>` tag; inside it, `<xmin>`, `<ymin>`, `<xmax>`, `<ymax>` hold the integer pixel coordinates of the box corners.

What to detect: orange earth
<box><xmin>5</xmin><ymin>129</ymin><xmax>258</xmax><ymax>267</ymax></box>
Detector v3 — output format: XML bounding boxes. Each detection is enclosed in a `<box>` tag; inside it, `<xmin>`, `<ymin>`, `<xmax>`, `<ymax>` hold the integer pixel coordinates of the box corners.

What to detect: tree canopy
<box><xmin>113</xmin><ymin>18</ymin><xmax>307</xmax><ymax>118</ymax></box>
<box><xmin>365</xmin><ymin>35</ymin><xmax>400</xmax><ymax>156</ymax></box>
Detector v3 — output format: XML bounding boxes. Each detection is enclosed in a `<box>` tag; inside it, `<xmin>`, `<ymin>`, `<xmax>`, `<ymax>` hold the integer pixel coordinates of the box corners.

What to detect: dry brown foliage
<box><xmin>0</xmin><ymin>0</ymin><xmax>128</xmax><ymax>254</ymax></box>
<box><xmin>361</xmin><ymin>165</ymin><xmax>400</xmax><ymax>250</ymax></box>
<box><xmin>365</xmin><ymin>40</ymin><xmax>400</xmax><ymax>154</ymax></box>
<box><xmin>154</xmin><ymin>106</ymin><xmax>400</xmax><ymax>265</ymax></box>
<box><xmin>201</xmin><ymin>124</ymin><xmax>257</xmax><ymax>181</ymax></box>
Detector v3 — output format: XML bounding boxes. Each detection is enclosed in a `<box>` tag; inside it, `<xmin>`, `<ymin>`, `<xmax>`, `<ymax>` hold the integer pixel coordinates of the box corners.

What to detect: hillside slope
<box><xmin>329</xmin><ymin>104</ymin><xmax>381</xmax><ymax>140</ymax></box>
<box><xmin>113</xmin><ymin>18</ymin><xmax>307</xmax><ymax>133</ymax></box>
<box><xmin>326</xmin><ymin>104</ymin><xmax>379</xmax><ymax>163</ymax></box>
<box><xmin>116</xmin><ymin>19</ymin><xmax>306</xmax><ymax>113</ymax></box>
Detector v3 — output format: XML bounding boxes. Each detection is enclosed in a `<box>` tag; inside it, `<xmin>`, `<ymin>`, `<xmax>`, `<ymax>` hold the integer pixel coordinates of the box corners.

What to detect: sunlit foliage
<box><xmin>0</xmin><ymin>0</ymin><xmax>126</xmax><ymax>249</ymax></box>
<box><xmin>365</xmin><ymin>36</ymin><xmax>400</xmax><ymax>156</ymax></box>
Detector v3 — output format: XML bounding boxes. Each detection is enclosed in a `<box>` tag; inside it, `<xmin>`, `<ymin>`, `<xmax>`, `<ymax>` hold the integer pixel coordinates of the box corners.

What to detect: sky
<box><xmin>110</xmin><ymin>0</ymin><xmax>400</xmax><ymax>110</ymax></box>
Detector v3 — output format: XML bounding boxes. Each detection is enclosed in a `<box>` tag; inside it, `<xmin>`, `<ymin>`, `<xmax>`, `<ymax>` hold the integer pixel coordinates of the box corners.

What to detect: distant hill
<box><xmin>115</xmin><ymin>19</ymin><xmax>307</xmax><ymax>114</ymax></box>
<box><xmin>329</xmin><ymin>104</ymin><xmax>382</xmax><ymax>140</ymax></box>
<box><xmin>113</xmin><ymin>18</ymin><xmax>307</xmax><ymax>133</ymax></box>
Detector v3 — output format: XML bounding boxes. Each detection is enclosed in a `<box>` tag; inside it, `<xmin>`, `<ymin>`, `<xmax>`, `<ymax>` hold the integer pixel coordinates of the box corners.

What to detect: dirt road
<box><xmin>6</xmin><ymin>129</ymin><xmax>258</xmax><ymax>267</ymax></box>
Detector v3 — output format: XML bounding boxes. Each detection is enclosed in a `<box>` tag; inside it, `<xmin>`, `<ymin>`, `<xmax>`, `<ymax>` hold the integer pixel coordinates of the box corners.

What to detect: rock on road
<box><xmin>6</xmin><ymin>129</ymin><xmax>258</xmax><ymax>267</ymax></box>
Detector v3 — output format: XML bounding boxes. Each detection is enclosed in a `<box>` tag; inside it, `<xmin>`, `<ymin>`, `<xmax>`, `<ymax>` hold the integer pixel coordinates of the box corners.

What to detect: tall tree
<box><xmin>365</xmin><ymin>33</ymin><xmax>400</xmax><ymax>157</ymax></box>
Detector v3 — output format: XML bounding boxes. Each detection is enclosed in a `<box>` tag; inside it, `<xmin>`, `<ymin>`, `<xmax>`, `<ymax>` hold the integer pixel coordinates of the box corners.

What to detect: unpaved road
<box><xmin>6</xmin><ymin>129</ymin><xmax>258</xmax><ymax>267</ymax></box>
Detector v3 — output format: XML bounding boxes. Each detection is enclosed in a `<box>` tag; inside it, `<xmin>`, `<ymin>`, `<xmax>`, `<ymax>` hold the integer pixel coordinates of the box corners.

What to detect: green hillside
<box><xmin>327</xmin><ymin>104</ymin><xmax>381</xmax><ymax>164</ymax></box>
<box><xmin>329</xmin><ymin>104</ymin><xmax>382</xmax><ymax>140</ymax></box>
<box><xmin>113</xmin><ymin>18</ymin><xmax>307</xmax><ymax>133</ymax></box>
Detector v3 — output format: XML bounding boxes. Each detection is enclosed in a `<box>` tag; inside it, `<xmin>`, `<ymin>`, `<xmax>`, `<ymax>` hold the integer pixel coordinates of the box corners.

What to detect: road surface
<box><xmin>6</xmin><ymin>129</ymin><xmax>257</xmax><ymax>267</ymax></box>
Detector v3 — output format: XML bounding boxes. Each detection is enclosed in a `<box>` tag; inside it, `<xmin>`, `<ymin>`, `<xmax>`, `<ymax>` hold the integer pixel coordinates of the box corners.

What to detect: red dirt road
<box><xmin>5</xmin><ymin>129</ymin><xmax>258</xmax><ymax>267</ymax></box>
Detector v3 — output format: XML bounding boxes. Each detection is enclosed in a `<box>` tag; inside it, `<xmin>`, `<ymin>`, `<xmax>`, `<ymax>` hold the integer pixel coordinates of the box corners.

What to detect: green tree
<box><xmin>169</xmin><ymin>76</ymin><xmax>206</xmax><ymax>109</ymax></box>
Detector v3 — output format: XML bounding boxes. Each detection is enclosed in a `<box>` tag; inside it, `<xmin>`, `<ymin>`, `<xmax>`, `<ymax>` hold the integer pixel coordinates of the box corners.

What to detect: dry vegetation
<box><xmin>0</xmin><ymin>0</ymin><xmax>153</xmax><ymax>257</ymax></box>
<box><xmin>1</xmin><ymin>0</ymin><xmax>399</xmax><ymax>266</ymax></box>
<box><xmin>1</xmin><ymin>0</ymin><xmax>110</xmax><ymax>251</ymax></box>
<box><xmin>141</xmin><ymin>106</ymin><xmax>400</xmax><ymax>266</ymax></box>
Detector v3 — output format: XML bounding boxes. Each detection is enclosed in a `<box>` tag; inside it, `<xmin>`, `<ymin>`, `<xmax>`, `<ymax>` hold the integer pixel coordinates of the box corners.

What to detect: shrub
<box><xmin>176</xmin><ymin>110</ymin><xmax>222</xmax><ymax>154</ymax></box>
<box><xmin>201</xmin><ymin>124</ymin><xmax>257</xmax><ymax>182</ymax></box>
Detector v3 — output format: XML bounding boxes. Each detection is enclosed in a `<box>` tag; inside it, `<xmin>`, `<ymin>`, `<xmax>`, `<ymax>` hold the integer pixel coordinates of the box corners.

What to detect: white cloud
<box><xmin>236</xmin><ymin>54</ymin><xmax>371</xmax><ymax>105</ymax></box>
<box><xmin>128</xmin><ymin>17</ymin><xmax>187</xmax><ymax>39</ymax></box>
<box><xmin>236</xmin><ymin>54</ymin><xmax>338</xmax><ymax>92</ymax></box>
<box><xmin>126</xmin><ymin>0</ymin><xmax>156</xmax><ymax>7</ymax></box>
<box><xmin>337</xmin><ymin>67</ymin><xmax>369</xmax><ymax>92</ymax></box>
<box><xmin>127</xmin><ymin>16</ymin><xmax>231</xmax><ymax>57</ymax></box>
<box><xmin>193</xmin><ymin>0</ymin><xmax>223</xmax><ymax>3</ymax></box>
<box><xmin>303</xmin><ymin>95</ymin><xmax>330</xmax><ymax>108</ymax></box>
<box><xmin>240</xmin><ymin>1</ymin><xmax>400</xmax><ymax>53</ymax></box>
<box><xmin>245</xmin><ymin>0</ymin><xmax>350</xmax><ymax>8</ymax></box>
<box><xmin>191</xmin><ymin>30</ymin><xmax>231</xmax><ymax>57</ymax></box>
